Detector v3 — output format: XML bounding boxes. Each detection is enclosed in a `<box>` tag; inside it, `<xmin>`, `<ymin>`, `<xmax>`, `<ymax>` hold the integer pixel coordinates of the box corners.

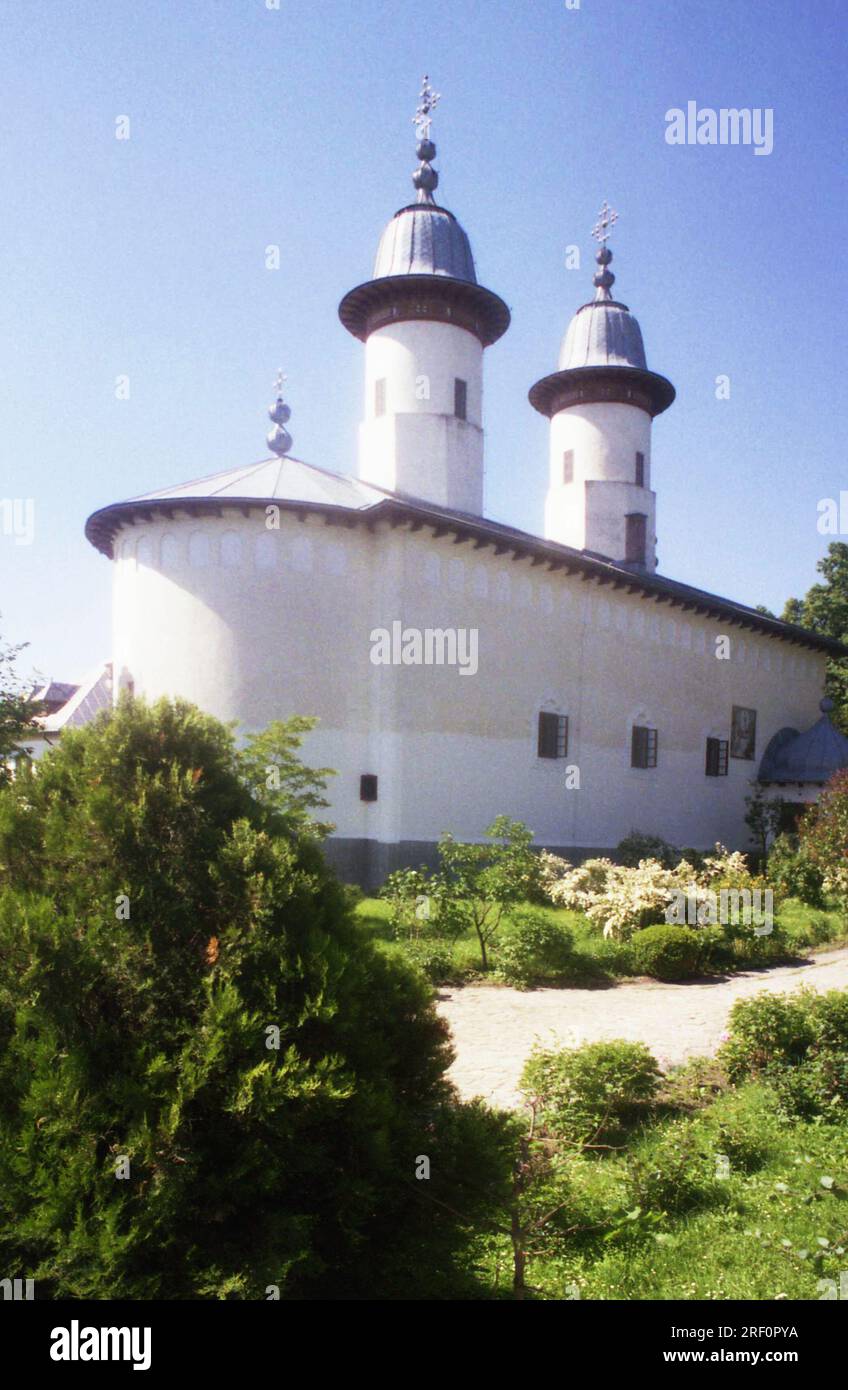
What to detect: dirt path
<box><xmin>436</xmin><ymin>947</ymin><xmax>848</xmax><ymax>1110</ymax></box>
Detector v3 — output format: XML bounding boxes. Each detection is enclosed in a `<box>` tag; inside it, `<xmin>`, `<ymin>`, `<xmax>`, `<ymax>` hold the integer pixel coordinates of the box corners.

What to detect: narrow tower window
<box><xmin>454</xmin><ymin>378</ymin><xmax>467</xmax><ymax>420</ymax></box>
<box><xmin>374</xmin><ymin>378</ymin><xmax>386</xmax><ymax>417</ymax></box>
<box><xmin>635</xmin><ymin>451</ymin><xmax>645</xmax><ymax>487</ymax></box>
<box><xmin>625</xmin><ymin>513</ymin><xmax>647</xmax><ymax>565</ymax></box>
<box><xmin>562</xmin><ymin>449</ymin><xmax>574</xmax><ymax>484</ymax></box>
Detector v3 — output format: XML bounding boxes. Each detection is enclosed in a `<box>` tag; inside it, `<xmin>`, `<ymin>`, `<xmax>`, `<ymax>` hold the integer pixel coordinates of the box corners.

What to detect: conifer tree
<box><xmin>0</xmin><ymin>697</ymin><xmax>503</xmax><ymax>1299</ymax></box>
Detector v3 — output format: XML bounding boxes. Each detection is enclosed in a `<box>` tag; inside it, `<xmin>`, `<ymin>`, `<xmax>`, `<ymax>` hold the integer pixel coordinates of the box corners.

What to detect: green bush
<box><xmin>767</xmin><ymin>1052</ymin><xmax>848</xmax><ymax>1120</ymax></box>
<box><xmin>629</xmin><ymin>1117</ymin><xmax>723</xmax><ymax>1214</ymax></box>
<box><xmin>699</xmin><ymin>918</ymin><xmax>792</xmax><ymax>972</ymax></box>
<box><xmin>699</xmin><ymin>1085</ymin><xmax>782</xmax><ymax>1172</ymax></box>
<box><xmin>586</xmin><ymin>934</ymin><xmax>635</xmax><ymax>976</ymax></box>
<box><xmin>720</xmin><ymin>992</ymin><xmax>818</xmax><ymax>1081</ymax></box>
<box><xmin>0</xmin><ymin>697</ymin><xmax>491</xmax><ymax>1300</ymax></box>
<box><xmin>496</xmin><ymin>910</ymin><xmax>573</xmax><ymax>988</ymax></box>
<box><xmin>379</xmin><ymin>867</ymin><xmax>437</xmax><ymax>939</ymax></box>
<box><xmin>720</xmin><ymin>989</ymin><xmax>848</xmax><ymax>1121</ymax></box>
<box><xmin>630</xmin><ymin>924</ymin><xmax>702</xmax><ymax>980</ymax></box>
<box><xmin>397</xmin><ymin>939</ymin><xmax>458</xmax><ymax>984</ymax></box>
<box><xmin>767</xmin><ymin>834</ymin><xmax>826</xmax><ymax>908</ymax></box>
<box><xmin>616</xmin><ymin>831</ymin><xmax>680</xmax><ymax>868</ymax></box>
<box><xmin>521</xmin><ymin>1040</ymin><xmax>660</xmax><ymax>1145</ymax></box>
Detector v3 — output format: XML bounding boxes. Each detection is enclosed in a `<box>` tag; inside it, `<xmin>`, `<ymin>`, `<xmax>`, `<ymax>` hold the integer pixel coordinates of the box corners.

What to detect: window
<box><xmin>705</xmin><ymin>737</ymin><xmax>729</xmax><ymax>777</ymax></box>
<box><xmin>360</xmin><ymin>774</ymin><xmax>378</xmax><ymax>802</ymax></box>
<box><xmin>562</xmin><ymin>449</ymin><xmax>574</xmax><ymax>484</ymax></box>
<box><xmin>730</xmin><ymin>706</ymin><xmax>757</xmax><ymax>761</ymax></box>
<box><xmin>635</xmin><ymin>451</ymin><xmax>645</xmax><ymax>487</ymax></box>
<box><xmin>631</xmin><ymin>725</ymin><xmax>657</xmax><ymax>768</ymax></box>
<box><xmin>375</xmin><ymin>378</ymin><xmax>386</xmax><ymax>417</ymax></box>
<box><xmin>537</xmin><ymin>711</ymin><xmax>568</xmax><ymax>759</ymax></box>
<box><xmin>454</xmin><ymin>377</ymin><xmax>467</xmax><ymax>420</ymax></box>
<box><xmin>625</xmin><ymin>513</ymin><xmax>647</xmax><ymax>564</ymax></box>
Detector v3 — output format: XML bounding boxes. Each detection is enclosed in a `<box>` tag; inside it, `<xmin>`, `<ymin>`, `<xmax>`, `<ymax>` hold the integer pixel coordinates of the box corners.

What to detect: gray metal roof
<box><xmin>32</xmin><ymin>663</ymin><xmax>113</xmax><ymax>733</ymax></box>
<box><xmin>758</xmin><ymin>700</ymin><xmax>848</xmax><ymax>784</ymax></box>
<box><xmin>128</xmin><ymin>456</ymin><xmax>385</xmax><ymax>509</ymax></box>
<box><xmin>558</xmin><ymin>299</ymin><xmax>648</xmax><ymax>371</ymax></box>
<box><xmin>84</xmin><ymin>458</ymin><xmax>846</xmax><ymax>657</ymax></box>
<box><xmin>373</xmin><ymin>204</ymin><xmax>477</xmax><ymax>282</ymax></box>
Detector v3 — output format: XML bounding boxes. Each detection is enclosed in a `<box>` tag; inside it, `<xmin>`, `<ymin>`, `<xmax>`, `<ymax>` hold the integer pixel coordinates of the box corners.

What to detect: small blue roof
<box><xmin>759</xmin><ymin>699</ymin><xmax>848</xmax><ymax>785</ymax></box>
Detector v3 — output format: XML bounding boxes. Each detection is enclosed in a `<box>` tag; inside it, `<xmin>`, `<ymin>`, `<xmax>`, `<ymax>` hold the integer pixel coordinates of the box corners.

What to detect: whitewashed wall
<box><xmin>111</xmin><ymin>510</ymin><xmax>827</xmax><ymax>868</ymax></box>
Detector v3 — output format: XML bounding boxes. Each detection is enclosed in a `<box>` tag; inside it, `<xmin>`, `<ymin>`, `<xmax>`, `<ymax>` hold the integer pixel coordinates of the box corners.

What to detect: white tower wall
<box><xmin>358</xmin><ymin>319</ymin><xmax>484</xmax><ymax>513</ymax></box>
<box><xmin>544</xmin><ymin>401</ymin><xmax>657</xmax><ymax>569</ymax></box>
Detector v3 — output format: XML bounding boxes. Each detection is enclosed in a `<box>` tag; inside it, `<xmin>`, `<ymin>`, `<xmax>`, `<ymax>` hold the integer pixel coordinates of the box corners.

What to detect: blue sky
<box><xmin>1</xmin><ymin>0</ymin><xmax>846</xmax><ymax>682</ymax></box>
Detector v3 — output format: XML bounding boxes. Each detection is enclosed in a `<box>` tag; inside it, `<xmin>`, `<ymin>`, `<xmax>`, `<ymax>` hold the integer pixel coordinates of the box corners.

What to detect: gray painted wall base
<box><xmin>322</xmin><ymin>837</ymin><xmax>614</xmax><ymax>893</ymax></box>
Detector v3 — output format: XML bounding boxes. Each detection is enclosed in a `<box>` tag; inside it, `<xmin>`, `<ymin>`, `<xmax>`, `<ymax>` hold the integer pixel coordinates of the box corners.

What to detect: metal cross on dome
<box><xmin>273</xmin><ymin>369</ymin><xmax>287</xmax><ymax>398</ymax></box>
<box><xmin>592</xmin><ymin>201</ymin><xmax>619</xmax><ymax>245</ymax></box>
<box><xmin>413</xmin><ymin>74</ymin><xmax>441</xmax><ymax>140</ymax></box>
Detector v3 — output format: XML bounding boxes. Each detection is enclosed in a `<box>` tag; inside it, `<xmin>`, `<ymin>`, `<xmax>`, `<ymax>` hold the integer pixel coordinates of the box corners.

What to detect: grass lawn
<box><xmin>354</xmin><ymin>895</ymin><xmax>847</xmax><ymax>988</ymax></box>
<box><xmin>468</xmin><ymin>1079</ymin><xmax>848</xmax><ymax>1301</ymax></box>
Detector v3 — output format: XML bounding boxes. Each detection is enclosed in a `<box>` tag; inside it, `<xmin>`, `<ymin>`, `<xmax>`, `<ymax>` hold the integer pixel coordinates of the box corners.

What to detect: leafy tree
<box><xmin>386</xmin><ymin>818</ymin><xmax>541</xmax><ymax>971</ymax></box>
<box><xmin>380</xmin><ymin>866</ymin><xmax>434</xmax><ymax>939</ymax></box>
<box><xmin>0</xmin><ymin>629</ymin><xmax>42</xmax><ymax>783</ymax></box>
<box><xmin>745</xmin><ymin>782</ymin><xmax>785</xmax><ymax>858</ymax></box>
<box><xmin>800</xmin><ymin>767</ymin><xmax>848</xmax><ymax>913</ymax></box>
<box><xmin>238</xmin><ymin>716</ymin><xmax>334</xmax><ymax>838</ymax></box>
<box><xmin>782</xmin><ymin>543</ymin><xmax>848</xmax><ymax>730</ymax></box>
<box><xmin>0</xmin><ymin>696</ymin><xmax>500</xmax><ymax>1299</ymax></box>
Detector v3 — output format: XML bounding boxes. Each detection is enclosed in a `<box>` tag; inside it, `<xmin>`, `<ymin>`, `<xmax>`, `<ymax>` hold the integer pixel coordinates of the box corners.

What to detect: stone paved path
<box><xmin>436</xmin><ymin>947</ymin><xmax>848</xmax><ymax>1110</ymax></box>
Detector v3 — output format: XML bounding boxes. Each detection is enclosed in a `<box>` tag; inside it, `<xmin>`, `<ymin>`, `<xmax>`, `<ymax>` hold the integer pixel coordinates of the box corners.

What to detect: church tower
<box><xmin>339</xmin><ymin>78</ymin><xmax>509</xmax><ymax>515</ymax></box>
<box><xmin>529</xmin><ymin>204</ymin><xmax>675</xmax><ymax>572</ymax></box>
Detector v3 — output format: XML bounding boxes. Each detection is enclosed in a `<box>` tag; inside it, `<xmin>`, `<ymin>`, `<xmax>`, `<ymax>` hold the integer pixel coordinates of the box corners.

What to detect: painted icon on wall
<box><xmin>731</xmin><ymin>705</ymin><xmax>757</xmax><ymax>760</ymax></box>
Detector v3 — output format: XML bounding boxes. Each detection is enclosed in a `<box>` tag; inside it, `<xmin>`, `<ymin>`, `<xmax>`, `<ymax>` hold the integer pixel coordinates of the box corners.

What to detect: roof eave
<box><xmin>84</xmin><ymin>489</ymin><xmax>846</xmax><ymax>657</ymax></box>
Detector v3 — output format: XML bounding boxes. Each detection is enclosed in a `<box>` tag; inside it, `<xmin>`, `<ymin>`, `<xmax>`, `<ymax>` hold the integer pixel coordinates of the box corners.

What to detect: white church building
<box><xmin>79</xmin><ymin>82</ymin><xmax>843</xmax><ymax>887</ymax></box>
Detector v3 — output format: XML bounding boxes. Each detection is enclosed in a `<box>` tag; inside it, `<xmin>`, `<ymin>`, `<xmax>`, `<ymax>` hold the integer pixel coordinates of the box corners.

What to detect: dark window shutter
<box><xmin>635</xmin><ymin>451</ymin><xmax>645</xmax><ymax>487</ymax></box>
<box><xmin>647</xmin><ymin>728</ymin><xmax>658</xmax><ymax>766</ymax></box>
<box><xmin>706</xmin><ymin>738</ymin><xmax>729</xmax><ymax>776</ymax></box>
<box><xmin>454</xmin><ymin>378</ymin><xmax>468</xmax><ymax>420</ymax></box>
<box><xmin>538</xmin><ymin>712</ymin><xmax>569</xmax><ymax>759</ymax></box>
<box><xmin>538</xmin><ymin>711</ymin><xmax>559</xmax><ymax>758</ymax></box>
<box><xmin>360</xmin><ymin>774</ymin><xmax>378</xmax><ymax>802</ymax></box>
<box><xmin>562</xmin><ymin>449</ymin><xmax>574</xmax><ymax>484</ymax></box>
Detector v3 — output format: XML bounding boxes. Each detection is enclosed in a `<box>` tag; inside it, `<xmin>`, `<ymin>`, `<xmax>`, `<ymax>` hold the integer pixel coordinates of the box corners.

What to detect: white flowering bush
<box><xmin>543</xmin><ymin>845</ymin><xmax>765</xmax><ymax>941</ymax></box>
<box><xmin>540</xmin><ymin>853</ymin><xmax>614</xmax><ymax>910</ymax></box>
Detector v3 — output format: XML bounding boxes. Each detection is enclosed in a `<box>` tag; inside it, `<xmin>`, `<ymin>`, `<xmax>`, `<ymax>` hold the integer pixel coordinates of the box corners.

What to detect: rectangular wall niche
<box><xmin>631</xmin><ymin>725</ymin><xmax>658</xmax><ymax>768</ymax></box>
<box><xmin>360</xmin><ymin>774</ymin><xmax>378</xmax><ymax>802</ymax></box>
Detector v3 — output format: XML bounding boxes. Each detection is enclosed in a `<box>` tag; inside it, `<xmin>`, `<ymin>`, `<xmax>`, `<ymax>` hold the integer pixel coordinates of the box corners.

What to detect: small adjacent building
<box><xmin>758</xmin><ymin>698</ymin><xmax>848</xmax><ymax>824</ymax></box>
<box><xmin>14</xmin><ymin>665</ymin><xmax>114</xmax><ymax>766</ymax></box>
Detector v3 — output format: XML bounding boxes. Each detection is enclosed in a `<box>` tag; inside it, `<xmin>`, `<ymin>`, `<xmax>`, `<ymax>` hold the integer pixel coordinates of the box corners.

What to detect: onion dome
<box><xmin>266</xmin><ymin>371</ymin><xmax>292</xmax><ymax>457</ymax></box>
<box><xmin>339</xmin><ymin>77</ymin><xmax>509</xmax><ymax>347</ymax></box>
<box><xmin>759</xmin><ymin>698</ymin><xmax>848</xmax><ymax>785</ymax></box>
<box><xmin>529</xmin><ymin>203</ymin><xmax>674</xmax><ymax>418</ymax></box>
